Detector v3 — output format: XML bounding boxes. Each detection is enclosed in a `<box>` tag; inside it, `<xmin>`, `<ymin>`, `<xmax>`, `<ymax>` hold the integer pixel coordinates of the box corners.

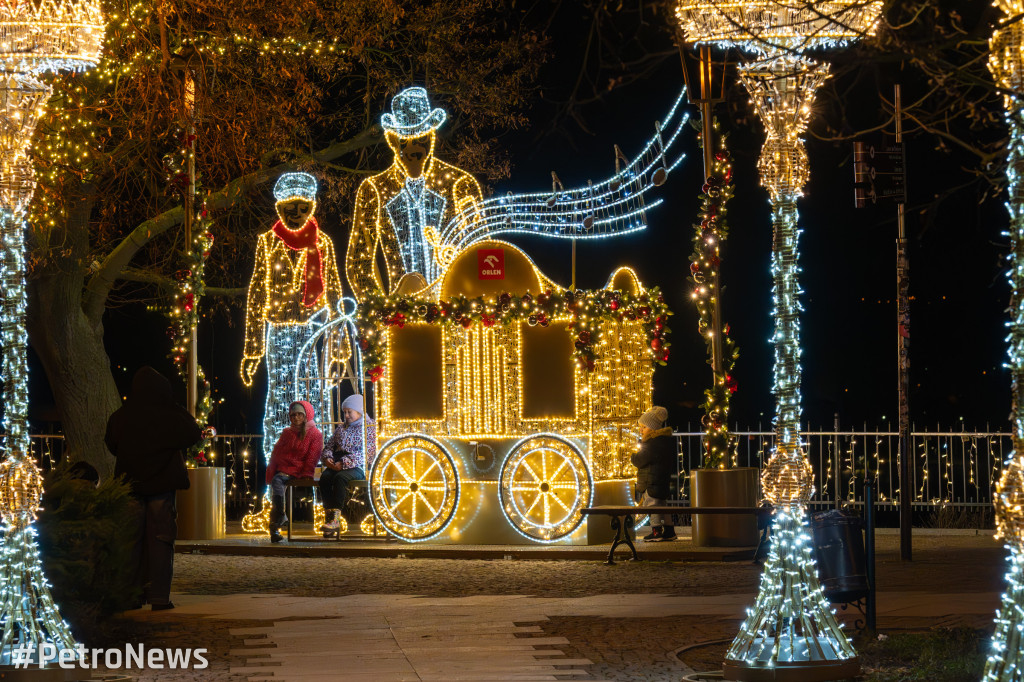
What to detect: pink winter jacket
<box><xmin>266</xmin><ymin>400</ymin><xmax>323</xmax><ymax>483</ymax></box>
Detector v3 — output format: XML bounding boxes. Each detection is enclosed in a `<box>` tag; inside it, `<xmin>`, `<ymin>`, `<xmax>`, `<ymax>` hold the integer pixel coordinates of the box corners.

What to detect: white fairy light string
<box><xmin>984</xmin><ymin>1</ymin><xmax>1024</xmax><ymax>679</ymax></box>
<box><xmin>675</xmin><ymin>1</ymin><xmax>881</xmax><ymax>679</ymax></box>
<box><xmin>0</xmin><ymin>0</ymin><xmax>105</xmax><ymax>666</ymax></box>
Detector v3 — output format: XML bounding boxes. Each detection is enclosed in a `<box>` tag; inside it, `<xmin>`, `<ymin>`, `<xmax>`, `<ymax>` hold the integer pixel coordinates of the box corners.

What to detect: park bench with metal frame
<box><xmin>581</xmin><ymin>505</ymin><xmax>773</xmax><ymax>565</ymax></box>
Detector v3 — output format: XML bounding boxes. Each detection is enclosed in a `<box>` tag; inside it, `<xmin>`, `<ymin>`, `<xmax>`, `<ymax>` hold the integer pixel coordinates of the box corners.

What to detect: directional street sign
<box><xmin>854</xmin><ymin>140</ymin><xmax>907</xmax><ymax>207</ymax></box>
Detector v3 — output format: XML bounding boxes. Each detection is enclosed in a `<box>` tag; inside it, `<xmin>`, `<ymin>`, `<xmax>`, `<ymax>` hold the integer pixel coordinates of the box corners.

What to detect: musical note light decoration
<box><xmin>441</xmin><ymin>89</ymin><xmax>689</xmax><ymax>253</ymax></box>
<box><xmin>346</xmin><ymin>87</ymin><xmax>690</xmax><ymax>302</ymax></box>
<box><xmin>984</xmin><ymin>2</ymin><xmax>1024</xmax><ymax>679</ymax></box>
<box><xmin>675</xmin><ymin>1</ymin><xmax>882</xmax><ymax>680</ymax></box>
<box><xmin>0</xmin><ymin>0</ymin><xmax>105</xmax><ymax>666</ymax></box>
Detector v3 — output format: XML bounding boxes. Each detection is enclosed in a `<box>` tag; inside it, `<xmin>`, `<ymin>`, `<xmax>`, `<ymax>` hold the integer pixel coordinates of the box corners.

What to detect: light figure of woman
<box><xmin>241</xmin><ymin>172</ymin><xmax>344</xmax><ymax>461</ymax></box>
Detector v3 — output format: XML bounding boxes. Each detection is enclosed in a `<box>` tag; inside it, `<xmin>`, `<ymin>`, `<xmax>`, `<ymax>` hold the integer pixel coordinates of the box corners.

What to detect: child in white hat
<box><xmin>632</xmin><ymin>406</ymin><xmax>677</xmax><ymax>541</ymax></box>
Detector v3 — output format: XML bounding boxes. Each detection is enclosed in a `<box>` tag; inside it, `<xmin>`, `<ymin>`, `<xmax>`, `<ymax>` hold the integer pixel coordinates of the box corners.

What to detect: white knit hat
<box><xmin>341</xmin><ymin>394</ymin><xmax>364</xmax><ymax>414</ymax></box>
<box><xmin>638</xmin><ymin>406</ymin><xmax>668</xmax><ymax>430</ymax></box>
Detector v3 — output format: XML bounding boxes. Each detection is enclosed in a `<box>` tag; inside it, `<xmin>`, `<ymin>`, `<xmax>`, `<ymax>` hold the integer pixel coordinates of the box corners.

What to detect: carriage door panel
<box><xmin>388</xmin><ymin>323</ymin><xmax>445</xmax><ymax>420</ymax></box>
<box><xmin>520</xmin><ymin>323</ymin><xmax>575</xmax><ymax>420</ymax></box>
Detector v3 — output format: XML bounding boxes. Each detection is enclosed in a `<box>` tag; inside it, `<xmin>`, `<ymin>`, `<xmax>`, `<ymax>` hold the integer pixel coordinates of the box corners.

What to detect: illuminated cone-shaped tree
<box><xmin>674</xmin><ymin>1</ymin><xmax>882</xmax><ymax>679</ymax></box>
<box><xmin>985</xmin><ymin>4</ymin><xmax>1024</xmax><ymax>680</ymax></box>
<box><xmin>0</xmin><ymin>0</ymin><xmax>105</xmax><ymax>666</ymax></box>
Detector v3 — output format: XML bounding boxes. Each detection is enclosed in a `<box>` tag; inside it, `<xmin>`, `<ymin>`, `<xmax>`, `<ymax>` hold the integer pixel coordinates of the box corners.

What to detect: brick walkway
<box><xmin>90</xmin><ymin>532</ymin><xmax>1005</xmax><ymax>681</ymax></box>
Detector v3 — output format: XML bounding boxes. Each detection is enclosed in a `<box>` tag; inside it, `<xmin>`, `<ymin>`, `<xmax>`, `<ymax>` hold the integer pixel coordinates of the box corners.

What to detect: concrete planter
<box><xmin>691</xmin><ymin>467</ymin><xmax>759</xmax><ymax>547</ymax></box>
<box><xmin>176</xmin><ymin>467</ymin><xmax>225</xmax><ymax>540</ymax></box>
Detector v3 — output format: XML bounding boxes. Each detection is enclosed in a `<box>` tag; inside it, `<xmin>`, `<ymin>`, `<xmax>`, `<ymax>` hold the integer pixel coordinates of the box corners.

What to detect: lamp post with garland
<box><xmin>0</xmin><ymin>0</ymin><xmax>105</xmax><ymax>666</ymax></box>
<box><xmin>674</xmin><ymin>1</ymin><xmax>882</xmax><ymax>680</ymax></box>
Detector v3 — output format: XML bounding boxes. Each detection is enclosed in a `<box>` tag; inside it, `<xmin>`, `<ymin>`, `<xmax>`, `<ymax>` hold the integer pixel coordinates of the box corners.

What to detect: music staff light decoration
<box><xmin>441</xmin><ymin>91</ymin><xmax>689</xmax><ymax>253</ymax></box>
<box><xmin>985</xmin><ymin>2</ymin><xmax>1024</xmax><ymax>679</ymax></box>
<box><xmin>346</xmin><ymin>87</ymin><xmax>690</xmax><ymax>302</ymax></box>
<box><xmin>675</xmin><ymin>0</ymin><xmax>882</xmax><ymax>680</ymax></box>
<box><xmin>0</xmin><ymin>0</ymin><xmax>105</xmax><ymax>665</ymax></box>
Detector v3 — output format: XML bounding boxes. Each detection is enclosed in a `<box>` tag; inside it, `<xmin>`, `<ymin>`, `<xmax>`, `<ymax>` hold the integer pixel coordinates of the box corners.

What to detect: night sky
<box><xmin>31</xmin><ymin>14</ymin><xmax>1011</xmax><ymax>437</ymax></box>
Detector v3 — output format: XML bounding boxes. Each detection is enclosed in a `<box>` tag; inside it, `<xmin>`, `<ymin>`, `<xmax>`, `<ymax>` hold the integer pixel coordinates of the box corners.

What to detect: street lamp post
<box><xmin>674</xmin><ymin>1</ymin><xmax>882</xmax><ymax>679</ymax></box>
<box><xmin>0</xmin><ymin>0</ymin><xmax>104</xmax><ymax>667</ymax></box>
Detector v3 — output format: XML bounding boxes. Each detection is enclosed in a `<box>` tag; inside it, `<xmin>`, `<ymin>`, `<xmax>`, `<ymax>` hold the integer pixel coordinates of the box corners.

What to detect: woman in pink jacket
<box><xmin>265</xmin><ymin>400</ymin><xmax>323</xmax><ymax>542</ymax></box>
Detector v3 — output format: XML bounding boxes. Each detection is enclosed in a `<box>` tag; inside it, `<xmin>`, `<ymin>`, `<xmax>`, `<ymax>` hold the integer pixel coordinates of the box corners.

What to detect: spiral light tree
<box><xmin>985</xmin><ymin>3</ymin><xmax>1024</xmax><ymax>679</ymax></box>
<box><xmin>0</xmin><ymin>0</ymin><xmax>104</xmax><ymax>666</ymax></box>
<box><xmin>675</xmin><ymin>1</ymin><xmax>881</xmax><ymax>679</ymax></box>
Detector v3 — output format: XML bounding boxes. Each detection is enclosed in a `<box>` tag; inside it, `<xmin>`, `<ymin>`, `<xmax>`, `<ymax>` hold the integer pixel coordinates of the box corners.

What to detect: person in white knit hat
<box><xmin>318</xmin><ymin>394</ymin><xmax>377</xmax><ymax>537</ymax></box>
<box><xmin>632</xmin><ymin>405</ymin><xmax>677</xmax><ymax>541</ymax></box>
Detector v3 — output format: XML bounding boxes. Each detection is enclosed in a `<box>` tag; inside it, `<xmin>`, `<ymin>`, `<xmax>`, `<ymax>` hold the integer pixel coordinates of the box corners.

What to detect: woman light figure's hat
<box><xmin>380</xmin><ymin>87</ymin><xmax>447</xmax><ymax>138</ymax></box>
<box><xmin>273</xmin><ymin>172</ymin><xmax>318</xmax><ymax>203</ymax></box>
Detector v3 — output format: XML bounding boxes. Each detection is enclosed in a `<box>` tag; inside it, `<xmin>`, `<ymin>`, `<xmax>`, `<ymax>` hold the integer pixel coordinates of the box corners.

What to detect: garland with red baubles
<box><xmin>356</xmin><ymin>287</ymin><xmax>672</xmax><ymax>382</ymax></box>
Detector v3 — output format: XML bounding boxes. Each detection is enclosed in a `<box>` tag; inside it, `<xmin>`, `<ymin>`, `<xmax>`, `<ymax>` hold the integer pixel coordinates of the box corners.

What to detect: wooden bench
<box><xmin>581</xmin><ymin>505</ymin><xmax>772</xmax><ymax>565</ymax></box>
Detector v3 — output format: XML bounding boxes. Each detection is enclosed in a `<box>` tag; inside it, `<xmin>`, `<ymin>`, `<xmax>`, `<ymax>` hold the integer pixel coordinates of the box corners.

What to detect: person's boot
<box><xmin>657</xmin><ymin>525</ymin><xmax>678</xmax><ymax>542</ymax></box>
<box><xmin>269</xmin><ymin>495</ymin><xmax>285</xmax><ymax>543</ymax></box>
<box><xmin>642</xmin><ymin>525</ymin><xmax>663</xmax><ymax>542</ymax></box>
<box><xmin>321</xmin><ymin>510</ymin><xmax>341</xmax><ymax>538</ymax></box>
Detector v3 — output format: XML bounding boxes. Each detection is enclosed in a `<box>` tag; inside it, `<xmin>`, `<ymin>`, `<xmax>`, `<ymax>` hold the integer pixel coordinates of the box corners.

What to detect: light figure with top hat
<box><xmin>346</xmin><ymin>87</ymin><xmax>484</xmax><ymax>301</ymax></box>
<box><xmin>241</xmin><ymin>172</ymin><xmax>344</xmax><ymax>461</ymax></box>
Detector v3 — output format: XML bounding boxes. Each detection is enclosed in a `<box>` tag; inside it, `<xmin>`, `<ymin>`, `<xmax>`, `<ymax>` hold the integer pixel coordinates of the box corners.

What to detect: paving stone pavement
<box><xmin>88</xmin><ymin>533</ymin><xmax>1006</xmax><ymax>681</ymax></box>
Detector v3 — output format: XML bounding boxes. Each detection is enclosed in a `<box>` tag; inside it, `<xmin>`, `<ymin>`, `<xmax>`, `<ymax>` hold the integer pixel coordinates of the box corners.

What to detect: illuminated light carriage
<box><xmin>288</xmin><ymin>86</ymin><xmax>688</xmax><ymax>543</ymax></box>
<box><xmin>350</xmin><ymin>241</ymin><xmax>668</xmax><ymax>543</ymax></box>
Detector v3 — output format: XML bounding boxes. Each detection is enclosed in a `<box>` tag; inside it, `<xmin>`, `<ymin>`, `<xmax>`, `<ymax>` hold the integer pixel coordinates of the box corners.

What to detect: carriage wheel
<box><xmin>499</xmin><ymin>435</ymin><xmax>593</xmax><ymax>542</ymax></box>
<box><xmin>369</xmin><ymin>436</ymin><xmax>460</xmax><ymax>541</ymax></box>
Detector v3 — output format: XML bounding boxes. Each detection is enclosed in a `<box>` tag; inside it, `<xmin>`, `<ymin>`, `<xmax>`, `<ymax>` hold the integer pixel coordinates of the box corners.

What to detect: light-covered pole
<box><xmin>0</xmin><ymin>0</ymin><xmax>105</xmax><ymax>667</ymax></box>
<box><xmin>984</xmin><ymin>3</ymin><xmax>1024</xmax><ymax>680</ymax></box>
<box><xmin>674</xmin><ymin>1</ymin><xmax>881</xmax><ymax>679</ymax></box>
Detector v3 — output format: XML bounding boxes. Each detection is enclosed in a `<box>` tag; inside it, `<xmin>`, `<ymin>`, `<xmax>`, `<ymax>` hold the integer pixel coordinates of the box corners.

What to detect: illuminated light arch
<box><xmin>604</xmin><ymin>266</ymin><xmax>645</xmax><ymax>296</ymax></box>
<box><xmin>369</xmin><ymin>435</ymin><xmax>460</xmax><ymax>541</ymax></box>
<box><xmin>498</xmin><ymin>434</ymin><xmax>593</xmax><ymax>543</ymax></box>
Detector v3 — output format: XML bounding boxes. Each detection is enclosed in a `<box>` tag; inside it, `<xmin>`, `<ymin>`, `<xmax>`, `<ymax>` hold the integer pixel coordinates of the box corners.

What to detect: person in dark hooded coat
<box><xmin>105</xmin><ymin>366</ymin><xmax>202</xmax><ymax>611</ymax></box>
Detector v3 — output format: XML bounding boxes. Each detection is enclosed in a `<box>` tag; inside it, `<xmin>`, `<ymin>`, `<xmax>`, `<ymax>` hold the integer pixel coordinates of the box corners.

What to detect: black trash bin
<box><xmin>810</xmin><ymin>509</ymin><xmax>870</xmax><ymax>603</ymax></box>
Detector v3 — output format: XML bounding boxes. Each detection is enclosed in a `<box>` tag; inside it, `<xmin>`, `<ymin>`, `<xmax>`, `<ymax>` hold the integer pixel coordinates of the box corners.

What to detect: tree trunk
<box><xmin>27</xmin><ymin>271</ymin><xmax>120</xmax><ymax>479</ymax></box>
<box><xmin>26</xmin><ymin>185</ymin><xmax>118</xmax><ymax>478</ymax></box>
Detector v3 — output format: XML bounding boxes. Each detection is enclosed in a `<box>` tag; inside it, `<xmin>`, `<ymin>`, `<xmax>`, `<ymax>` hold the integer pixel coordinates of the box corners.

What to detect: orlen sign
<box><xmin>477</xmin><ymin>248</ymin><xmax>505</xmax><ymax>280</ymax></box>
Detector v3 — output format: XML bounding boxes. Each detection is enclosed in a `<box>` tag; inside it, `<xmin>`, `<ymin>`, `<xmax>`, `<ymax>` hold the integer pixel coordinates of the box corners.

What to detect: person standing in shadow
<box><xmin>105</xmin><ymin>366</ymin><xmax>202</xmax><ymax>611</ymax></box>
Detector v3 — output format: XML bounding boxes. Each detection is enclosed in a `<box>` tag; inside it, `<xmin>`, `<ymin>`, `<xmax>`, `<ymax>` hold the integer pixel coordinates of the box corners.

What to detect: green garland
<box><xmin>356</xmin><ymin>287</ymin><xmax>672</xmax><ymax>382</ymax></box>
<box><xmin>690</xmin><ymin>122</ymin><xmax>739</xmax><ymax>468</ymax></box>
<box><xmin>162</xmin><ymin>129</ymin><xmax>216</xmax><ymax>464</ymax></box>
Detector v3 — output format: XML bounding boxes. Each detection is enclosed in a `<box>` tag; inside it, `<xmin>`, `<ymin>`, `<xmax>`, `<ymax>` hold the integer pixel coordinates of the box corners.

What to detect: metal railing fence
<box><xmin>20</xmin><ymin>429</ymin><xmax>1015</xmax><ymax>516</ymax></box>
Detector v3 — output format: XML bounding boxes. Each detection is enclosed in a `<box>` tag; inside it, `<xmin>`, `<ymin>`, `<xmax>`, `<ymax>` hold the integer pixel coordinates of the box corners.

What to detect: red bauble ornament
<box><xmin>460</xmin><ymin>317</ymin><xmax>472</xmax><ymax>328</ymax></box>
<box><xmin>651</xmin><ymin>338</ymin><xmax>663</xmax><ymax>351</ymax></box>
<box><xmin>690</xmin><ymin>262</ymin><xmax>700</xmax><ymax>274</ymax></box>
<box><xmin>609</xmin><ymin>299</ymin><xmax>619</xmax><ymax>311</ymax></box>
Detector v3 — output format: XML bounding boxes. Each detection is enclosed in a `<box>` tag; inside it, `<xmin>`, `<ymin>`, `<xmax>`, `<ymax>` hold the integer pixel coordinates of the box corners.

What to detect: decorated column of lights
<box><xmin>985</xmin><ymin>3</ymin><xmax>1024</xmax><ymax>679</ymax></box>
<box><xmin>0</xmin><ymin>0</ymin><xmax>105</xmax><ymax>665</ymax></box>
<box><xmin>160</xmin><ymin>129</ymin><xmax>217</xmax><ymax>466</ymax></box>
<box><xmin>675</xmin><ymin>1</ymin><xmax>881</xmax><ymax>679</ymax></box>
<box><xmin>690</xmin><ymin>122</ymin><xmax>739</xmax><ymax>467</ymax></box>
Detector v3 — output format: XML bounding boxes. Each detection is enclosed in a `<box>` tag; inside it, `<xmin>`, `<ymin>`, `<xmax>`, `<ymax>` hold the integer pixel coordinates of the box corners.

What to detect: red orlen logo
<box><xmin>477</xmin><ymin>248</ymin><xmax>505</xmax><ymax>280</ymax></box>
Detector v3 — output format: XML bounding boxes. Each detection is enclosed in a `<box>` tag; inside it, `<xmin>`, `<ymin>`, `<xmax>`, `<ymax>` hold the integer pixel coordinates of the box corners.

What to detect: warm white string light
<box><xmin>675</xmin><ymin>1</ymin><xmax>881</xmax><ymax>679</ymax></box>
<box><xmin>0</xmin><ymin>0</ymin><xmax>104</xmax><ymax>666</ymax></box>
<box><xmin>984</xmin><ymin>3</ymin><xmax>1024</xmax><ymax>679</ymax></box>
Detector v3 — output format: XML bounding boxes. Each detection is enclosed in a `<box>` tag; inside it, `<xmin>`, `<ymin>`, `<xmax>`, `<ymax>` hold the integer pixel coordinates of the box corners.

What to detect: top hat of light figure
<box><xmin>273</xmin><ymin>172</ymin><xmax>318</xmax><ymax>203</ymax></box>
<box><xmin>380</xmin><ymin>87</ymin><xmax>447</xmax><ymax>138</ymax></box>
